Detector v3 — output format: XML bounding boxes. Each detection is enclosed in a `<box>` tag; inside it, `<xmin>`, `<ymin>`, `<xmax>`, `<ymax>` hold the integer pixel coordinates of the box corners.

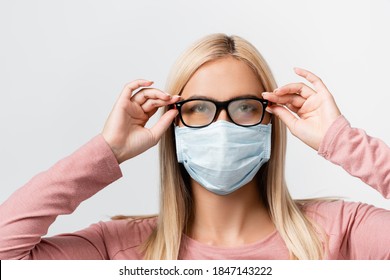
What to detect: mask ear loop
<box><xmin>169</xmin><ymin>103</ymin><xmax>180</xmax><ymax>127</ymax></box>
<box><xmin>269</xmin><ymin>114</ymin><xmax>275</xmax><ymax>125</ymax></box>
<box><xmin>171</xmin><ymin>90</ymin><xmax>183</xmax><ymax>128</ymax></box>
<box><xmin>266</xmin><ymin>101</ymin><xmax>274</xmax><ymax>125</ymax></box>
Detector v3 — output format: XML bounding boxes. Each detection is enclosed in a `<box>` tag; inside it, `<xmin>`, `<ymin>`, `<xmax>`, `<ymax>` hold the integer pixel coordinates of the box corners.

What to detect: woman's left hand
<box><xmin>262</xmin><ymin>68</ymin><xmax>341</xmax><ymax>151</ymax></box>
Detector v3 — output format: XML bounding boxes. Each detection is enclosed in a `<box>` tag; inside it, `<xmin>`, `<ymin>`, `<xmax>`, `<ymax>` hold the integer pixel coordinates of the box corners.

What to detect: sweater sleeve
<box><xmin>315</xmin><ymin>115</ymin><xmax>390</xmax><ymax>259</ymax></box>
<box><xmin>318</xmin><ymin>115</ymin><xmax>390</xmax><ymax>198</ymax></box>
<box><xmin>0</xmin><ymin>134</ymin><xmax>123</xmax><ymax>259</ymax></box>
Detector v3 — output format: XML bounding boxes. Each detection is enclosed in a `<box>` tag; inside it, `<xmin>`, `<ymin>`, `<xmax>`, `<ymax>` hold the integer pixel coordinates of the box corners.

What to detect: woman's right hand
<box><xmin>102</xmin><ymin>80</ymin><xmax>180</xmax><ymax>164</ymax></box>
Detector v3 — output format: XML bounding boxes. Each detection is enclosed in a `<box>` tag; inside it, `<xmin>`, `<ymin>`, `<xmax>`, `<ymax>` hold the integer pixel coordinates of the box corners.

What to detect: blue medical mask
<box><xmin>174</xmin><ymin>120</ymin><xmax>272</xmax><ymax>195</ymax></box>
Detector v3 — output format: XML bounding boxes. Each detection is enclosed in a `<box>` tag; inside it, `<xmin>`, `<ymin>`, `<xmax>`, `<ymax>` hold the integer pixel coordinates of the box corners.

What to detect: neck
<box><xmin>188</xmin><ymin>179</ymin><xmax>275</xmax><ymax>247</ymax></box>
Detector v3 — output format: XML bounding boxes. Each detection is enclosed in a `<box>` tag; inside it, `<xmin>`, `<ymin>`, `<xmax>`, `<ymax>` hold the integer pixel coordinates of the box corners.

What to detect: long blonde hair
<box><xmin>142</xmin><ymin>33</ymin><xmax>324</xmax><ymax>259</ymax></box>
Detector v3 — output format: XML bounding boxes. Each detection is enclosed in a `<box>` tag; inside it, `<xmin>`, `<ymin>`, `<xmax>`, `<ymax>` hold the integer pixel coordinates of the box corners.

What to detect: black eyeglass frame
<box><xmin>174</xmin><ymin>96</ymin><xmax>269</xmax><ymax>128</ymax></box>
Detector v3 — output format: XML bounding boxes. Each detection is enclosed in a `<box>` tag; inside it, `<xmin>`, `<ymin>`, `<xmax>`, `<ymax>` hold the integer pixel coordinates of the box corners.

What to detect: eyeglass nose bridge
<box><xmin>211</xmin><ymin>100</ymin><xmax>234</xmax><ymax>123</ymax></box>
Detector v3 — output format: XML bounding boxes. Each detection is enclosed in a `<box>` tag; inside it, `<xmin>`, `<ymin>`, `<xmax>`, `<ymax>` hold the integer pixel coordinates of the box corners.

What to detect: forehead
<box><xmin>181</xmin><ymin>56</ymin><xmax>264</xmax><ymax>101</ymax></box>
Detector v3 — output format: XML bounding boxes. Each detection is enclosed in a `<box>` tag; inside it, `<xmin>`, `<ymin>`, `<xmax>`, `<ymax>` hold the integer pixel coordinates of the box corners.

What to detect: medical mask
<box><xmin>174</xmin><ymin>120</ymin><xmax>272</xmax><ymax>195</ymax></box>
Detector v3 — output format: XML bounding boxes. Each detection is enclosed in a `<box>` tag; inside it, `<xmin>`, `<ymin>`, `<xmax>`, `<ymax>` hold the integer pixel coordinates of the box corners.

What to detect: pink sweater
<box><xmin>0</xmin><ymin>115</ymin><xmax>389</xmax><ymax>260</ymax></box>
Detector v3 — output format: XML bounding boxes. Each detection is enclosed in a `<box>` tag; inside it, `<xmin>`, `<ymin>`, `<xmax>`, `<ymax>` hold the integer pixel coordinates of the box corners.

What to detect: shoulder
<box><xmin>298</xmin><ymin>199</ymin><xmax>390</xmax><ymax>259</ymax></box>
<box><xmin>95</xmin><ymin>216</ymin><xmax>157</xmax><ymax>258</ymax></box>
<box><xmin>100</xmin><ymin>216</ymin><xmax>157</xmax><ymax>242</ymax></box>
<box><xmin>299</xmin><ymin>199</ymin><xmax>389</xmax><ymax>235</ymax></box>
<box><xmin>300</xmin><ymin>199</ymin><xmax>359</xmax><ymax>218</ymax></box>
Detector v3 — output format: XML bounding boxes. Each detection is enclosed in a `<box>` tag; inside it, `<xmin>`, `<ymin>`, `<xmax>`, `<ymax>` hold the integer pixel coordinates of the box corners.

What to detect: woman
<box><xmin>0</xmin><ymin>33</ymin><xmax>389</xmax><ymax>260</ymax></box>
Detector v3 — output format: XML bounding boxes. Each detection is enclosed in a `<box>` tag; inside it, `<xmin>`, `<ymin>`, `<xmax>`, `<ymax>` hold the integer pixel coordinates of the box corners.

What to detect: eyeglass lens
<box><xmin>180</xmin><ymin>99</ymin><xmax>264</xmax><ymax>127</ymax></box>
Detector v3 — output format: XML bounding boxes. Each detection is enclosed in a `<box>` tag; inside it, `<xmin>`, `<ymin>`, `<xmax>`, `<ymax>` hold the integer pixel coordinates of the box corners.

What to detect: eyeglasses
<box><xmin>174</xmin><ymin>97</ymin><xmax>269</xmax><ymax>128</ymax></box>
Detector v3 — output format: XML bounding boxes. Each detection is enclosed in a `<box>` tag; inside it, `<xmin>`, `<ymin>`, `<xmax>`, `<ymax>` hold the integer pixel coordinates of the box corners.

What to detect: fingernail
<box><xmin>265</xmin><ymin>107</ymin><xmax>273</xmax><ymax>114</ymax></box>
<box><xmin>273</xmin><ymin>88</ymin><xmax>279</xmax><ymax>93</ymax></box>
<box><xmin>262</xmin><ymin>92</ymin><xmax>267</xmax><ymax>96</ymax></box>
<box><xmin>165</xmin><ymin>92</ymin><xmax>172</xmax><ymax>98</ymax></box>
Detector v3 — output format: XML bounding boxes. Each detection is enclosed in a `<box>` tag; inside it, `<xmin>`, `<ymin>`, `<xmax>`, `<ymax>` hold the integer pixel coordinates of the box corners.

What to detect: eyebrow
<box><xmin>184</xmin><ymin>93</ymin><xmax>262</xmax><ymax>101</ymax></box>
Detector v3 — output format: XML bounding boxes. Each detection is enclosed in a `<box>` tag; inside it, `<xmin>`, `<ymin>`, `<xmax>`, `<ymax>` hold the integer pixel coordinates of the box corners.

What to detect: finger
<box><xmin>267</xmin><ymin>105</ymin><xmax>299</xmax><ymax>135</ymax></box>
<box><xmin>293</xmin><ymin>67</ymin><xmax>330</xmax><ymax>94</ymax></box>
<box><xmin>262</xmin><ymin>92</ymin><xmax>306</xmax><ymax>109</ymax></box>
<box><xmin>273</xmin><ymin>83</ymin><xmax>316</xmax><ymax>99</ymax></box>
<box><xmin>132</xmin><ymin>88</ymin><xmax>172</xmax><ymax>104</ymax></box>
<box><xmin>121</xmin><ymin>80</ymin><xmax>153</xmax><ymax>99</ymax></box>
<box><xmin>149</xmin><ymin>109</ymin><xmax>179</xmax><ymax>143</ymax></box>
<box><xmin>141</xmin><ymin>95</ymin><xmax>180</xmax><ymax>113</ymax></box>
<box><xmin>285</xmin><ymin>103</ymin><xmax>300</xmax><ymax>114</ymax></box>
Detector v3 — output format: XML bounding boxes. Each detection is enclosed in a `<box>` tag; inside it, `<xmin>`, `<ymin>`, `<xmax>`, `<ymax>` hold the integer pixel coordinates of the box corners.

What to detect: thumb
<box><xmin>149</xmin><ymin>109</ymin><xmax>178</xmax><ymax>141</ymax></box>
<box><xmin>268</xmin><ymin>105</ymin><xmax>298</xmax><ymax>135</ymax></box>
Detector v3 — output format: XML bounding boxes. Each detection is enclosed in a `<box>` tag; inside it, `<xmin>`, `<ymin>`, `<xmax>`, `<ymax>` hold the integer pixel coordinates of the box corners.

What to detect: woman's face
<box><xmin>179</xmin><ymin>56</ymin><xmax>271</xmax><ymax>126</ymax></box>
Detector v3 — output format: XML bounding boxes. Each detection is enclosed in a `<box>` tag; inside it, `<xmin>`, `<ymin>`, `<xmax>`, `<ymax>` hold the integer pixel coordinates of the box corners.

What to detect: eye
<box><xmin>231</xmin><ymin>100</ymin><xmax>261</xmax><ymax>114</ymax></box>
<box><xmin>190</xmin><ymin>103</ymin><xmax>209</xmax><ymax>113</ymax></box>
<box><xmin>182</xmin><ymin>100</ymin><xmax>215</xmax><ymax>115</ymax></box>
<box><xmin>238</xmin><ymin>103</ymin><xmax>257</xmax><ymax>112</ymax></box>
<box><xmin>228</xmin><ymin>99</ymin><xmax>265</xmax><ymax>126</ymax></box>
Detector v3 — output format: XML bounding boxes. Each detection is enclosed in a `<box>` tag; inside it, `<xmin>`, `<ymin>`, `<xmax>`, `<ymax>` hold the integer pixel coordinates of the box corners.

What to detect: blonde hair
<box><xmin>142</xmin><ymin>33</ymin><xmax>324</xmax><ymax>259</ymax></box>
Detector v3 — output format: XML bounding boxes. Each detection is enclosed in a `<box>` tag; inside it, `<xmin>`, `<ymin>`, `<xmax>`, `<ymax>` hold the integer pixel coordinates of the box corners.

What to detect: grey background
<box><xmin>1</xmin><ymin>0</ymin><xmax>389</xmax><ymax>236</ymax></box>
